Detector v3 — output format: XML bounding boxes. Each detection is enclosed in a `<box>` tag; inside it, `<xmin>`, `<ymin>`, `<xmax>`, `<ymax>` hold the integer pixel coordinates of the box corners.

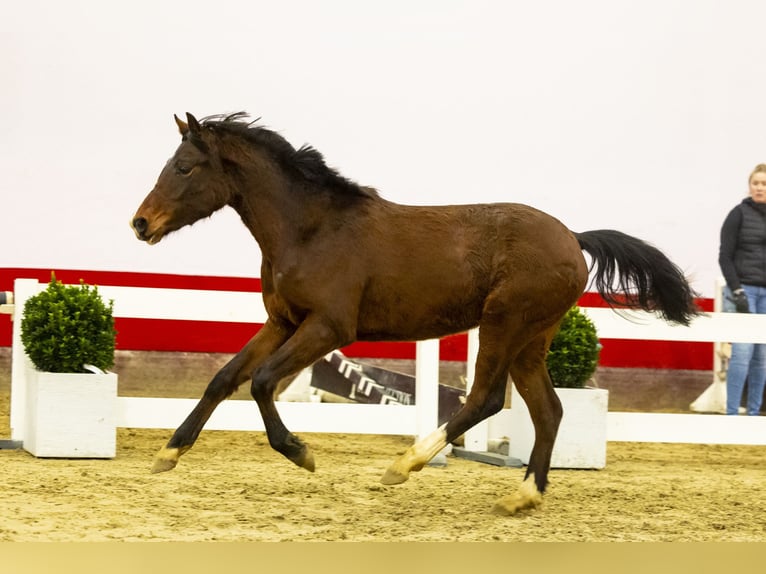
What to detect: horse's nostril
<box><xmin>132</xmin><ymin>217</ymin><xmax>148</xmax><ymax>235</ymax></box>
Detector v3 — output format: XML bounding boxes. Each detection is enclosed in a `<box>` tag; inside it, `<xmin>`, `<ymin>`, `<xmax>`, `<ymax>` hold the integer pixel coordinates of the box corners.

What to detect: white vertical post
<box><xmin>415</xmin><ymin>338</ymin><xmax>448</xmax><ymax>465</ymax></box>
<box><xmin>414</xmin><ymin>339</ymin><xmax>440</xmax><ymax>440</ymax></box>
<box><xmin>462</xmin><ymin>328</ymin><xmax>488</xmax><ymax>451</ymax></box>
<box><xmin>10</xmin><ymin>278</ymin><xmax>42</xmax><ymax>442</ymax></box>
<box><xmin>713</xmin><ymin>277</ymin><xmax>725</xmax><ymax>377</ymax></box>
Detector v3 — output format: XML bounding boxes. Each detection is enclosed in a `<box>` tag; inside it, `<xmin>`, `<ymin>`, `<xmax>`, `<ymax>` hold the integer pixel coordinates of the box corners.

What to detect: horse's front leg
<box><xmin>249</xmin><ymin>315</ymin><xmax>351</xmax><ymax>472</ymax></box>
<box><xmin>151</xmin><ymin>320</ymin><xmax>292</xmax><ymax>473</ymax></box>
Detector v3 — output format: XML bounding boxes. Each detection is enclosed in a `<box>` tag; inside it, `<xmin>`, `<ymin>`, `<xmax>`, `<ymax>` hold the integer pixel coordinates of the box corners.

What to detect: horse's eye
<box><xmin>176</xmin><ymin>165</ymin><xmax>193</xmax><ymax>176</ymax></box>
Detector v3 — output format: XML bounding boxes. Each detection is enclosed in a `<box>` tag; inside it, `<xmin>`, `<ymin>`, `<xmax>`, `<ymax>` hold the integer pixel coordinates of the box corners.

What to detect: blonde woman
<box><xmin>719</xmin><ymin>164</ymin><xmax>766</xmax><ymax>415</ymax></box>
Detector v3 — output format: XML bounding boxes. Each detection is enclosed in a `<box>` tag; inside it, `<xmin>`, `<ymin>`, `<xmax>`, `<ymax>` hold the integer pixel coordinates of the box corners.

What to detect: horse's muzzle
<box><xmin>131</xmin><ymin>217</ymin><xmax>149</xmax><ymax>239</ymax></box>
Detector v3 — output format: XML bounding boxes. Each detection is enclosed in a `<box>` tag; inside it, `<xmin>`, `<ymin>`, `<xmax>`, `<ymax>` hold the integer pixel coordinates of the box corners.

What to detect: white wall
<box><xmin>3</xmin><ymin>0</ymin><xmax>766</xmax><ymax>296</ymax></box>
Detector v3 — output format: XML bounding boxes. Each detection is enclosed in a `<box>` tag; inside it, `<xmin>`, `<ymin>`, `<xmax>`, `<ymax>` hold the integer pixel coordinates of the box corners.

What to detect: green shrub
<box><xmin>546</xmin><ymin>306</ymin><xmax>600</xmax><ymax>388</ymax></box>
<box><xmin>21</xmin><ymin>275</ymin><xmax>116</xmax><ymax>374</ymax></box>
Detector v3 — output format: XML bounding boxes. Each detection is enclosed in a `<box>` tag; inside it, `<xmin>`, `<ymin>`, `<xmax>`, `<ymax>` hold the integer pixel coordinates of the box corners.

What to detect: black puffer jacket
<box><xmin>719</xmin><ymin>197</ymin><xmax>766</xmax><ymax>290</ymax></box>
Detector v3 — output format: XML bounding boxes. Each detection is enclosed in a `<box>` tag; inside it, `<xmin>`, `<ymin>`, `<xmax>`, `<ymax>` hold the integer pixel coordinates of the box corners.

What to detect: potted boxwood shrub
<box><xmin>20</xmin><ymin>275</ymin><xmax>118</xmax><ymax>458</ymax></box>
<box><xmin>545</xmin><ymin>306</ymin><xmax>601</xmax><ymax>389</ymax></box>
<box><xmin>509</xmin><ymin>306</ymin><xmax>609</xmax><ymax>469</ymax></box>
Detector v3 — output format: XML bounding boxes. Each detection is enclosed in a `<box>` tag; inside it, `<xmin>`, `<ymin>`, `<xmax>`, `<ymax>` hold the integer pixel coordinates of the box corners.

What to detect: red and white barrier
<box><xmin>7</xmin><ymin>278</ymin><xmax>441</xmax><ymax>444</ymax></box>
<box><xmin>6</xmin><ymin>277</ymin><xmax>766</xmax><ymax>449</ymax></box>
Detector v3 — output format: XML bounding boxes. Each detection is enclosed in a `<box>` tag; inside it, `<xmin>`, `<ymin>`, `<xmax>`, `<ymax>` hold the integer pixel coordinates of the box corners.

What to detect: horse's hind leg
<box><xmin>492</xmin><ymin>334</ymin><xmax>562</xmax><ymax>516</ymax></box>
<box><xmin>152</xmin><ymin>320</ymin><xmax>291</xmax><ymax>473</ymax></box>
<box><xmin>381</xmin><ymin>318</ymin><xmax>513</xmax><ymax>485</ymax></box>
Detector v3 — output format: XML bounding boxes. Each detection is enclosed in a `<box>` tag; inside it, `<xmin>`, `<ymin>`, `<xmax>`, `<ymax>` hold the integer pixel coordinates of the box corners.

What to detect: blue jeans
<box><xmin>724</xmin><ymin>285</ymin><xmax>766</xmax><ymax>415</ymax></box>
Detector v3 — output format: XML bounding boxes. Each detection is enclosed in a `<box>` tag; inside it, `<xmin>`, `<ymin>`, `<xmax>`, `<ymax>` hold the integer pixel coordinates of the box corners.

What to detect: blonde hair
<box><xmin>749</xmin><ymin>164</ymin><xmax>766</xmax><ymax>183</ymax></box>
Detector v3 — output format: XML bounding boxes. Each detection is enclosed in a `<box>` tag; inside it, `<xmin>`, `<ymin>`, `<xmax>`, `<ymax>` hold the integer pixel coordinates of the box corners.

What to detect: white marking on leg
<box><xmin>410</xmin><ymin>424</ymin><xmax>448</xmax><ymax>466</ymax></box>
<box><xmin>381</xmin><ymin>424</ymin><xmax>448</xmax><ymax>485</ymax></box>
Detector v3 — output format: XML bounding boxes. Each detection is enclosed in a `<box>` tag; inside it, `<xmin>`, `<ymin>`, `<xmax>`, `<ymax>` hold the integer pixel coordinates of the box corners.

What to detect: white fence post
<box><xmin>10</xmin><ymin>278</ymin><xmax>43</xmax><ymax>442</ymax></box>
<box><xmin>462</xmin><ymin>328</ymin><xmax>487</xmax><ymax>451</ymax></box>
<box><xmin>415</xmin><ymin>338</ymin><xmax>449</xmax><ymax>465</ymax></box>
<box><xmin>713</xmin><ymin>277</ymin><xmax>725</xmax><ymax>380</ymax></box>
<box><xmin>414</xmin><ymin>339</ymin><xmax>440</xmax><ymax>440</ymax></box>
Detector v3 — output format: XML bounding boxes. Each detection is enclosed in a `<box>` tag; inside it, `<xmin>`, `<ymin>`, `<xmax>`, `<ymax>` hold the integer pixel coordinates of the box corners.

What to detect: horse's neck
<box><xmin>232</xmin><ymin>168</ymin><xmax>316</xmax><ymax>259</ymax></box>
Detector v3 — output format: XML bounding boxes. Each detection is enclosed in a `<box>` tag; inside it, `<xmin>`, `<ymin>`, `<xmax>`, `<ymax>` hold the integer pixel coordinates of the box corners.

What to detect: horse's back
<box><xmin>369</xmin><ymin>201</ymin><xmax>585</xmax><ymax>279</ymax></box>
<box><xmin>352</xmin><ymin>201</ymin><xmax>587</xmax><ymax>341</ymax></box>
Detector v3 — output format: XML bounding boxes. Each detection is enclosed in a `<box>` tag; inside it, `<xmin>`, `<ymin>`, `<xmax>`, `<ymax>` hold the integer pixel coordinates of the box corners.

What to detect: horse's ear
<box><xmin>174</xmin><ymin>114</ymin><xmax>189</xmax><ymax>136</ymax></box>
<box><xmin>186</xmin><ymin>113</ymin><xmax>202</xmax><ymax>136</ymax></box>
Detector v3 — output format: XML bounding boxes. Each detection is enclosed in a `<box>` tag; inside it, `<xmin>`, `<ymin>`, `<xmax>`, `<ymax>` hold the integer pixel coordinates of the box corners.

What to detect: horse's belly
<box><xmin>355</xmin><ymin>292</ymin><xmax>483</xmax><ymax>342</ymax></box>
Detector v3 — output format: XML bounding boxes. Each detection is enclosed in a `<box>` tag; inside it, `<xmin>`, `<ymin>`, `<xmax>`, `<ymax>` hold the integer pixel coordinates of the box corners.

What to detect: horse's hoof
<box><xmin>284</xmin><ymin>441</ymin><xmax>315</xmax><ymax>472</ymax></box>
<box><xmin>380</xmin><ymin>467</ymin><xmax>409</xmax><ymax>485</ymax></box>
<box><xmin>490</xmin><ymin>496</ymin><xmax>540</xmax><ymax>516</ymax></box>
<box><xmin>491</xmin><ymin>499</ymin><xmax>524</xmax><ymax>516</ymax></box>
<box><xmin>296</xmin><ymin>448</ymin><xmax>316</xmax><ymax>473</ymax></box>
<box><xmin>491</xmin><ymin>478</ymin><xmax>543</xmax><ymax>515</ymax></box>
<box><xmin>282</xmin><ymin>433</ymin><xmax>315</xmax><ymax>472</ymax></box>
<box><xmin>151</xmin><ymin>447</ymin><xmax>180</xmax><ymax>474</ymax></box>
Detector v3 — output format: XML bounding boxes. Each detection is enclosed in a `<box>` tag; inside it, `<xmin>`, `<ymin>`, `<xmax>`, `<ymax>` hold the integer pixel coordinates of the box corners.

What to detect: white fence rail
<box><xmin>7</xmin><ymin>279</ymin><xmax>439</xmax><ymax>444</ymax></box>
<box><xmin>6</xmin><ymin>277</ymin><xmax>766</xmax><ymax>448</ymax></box>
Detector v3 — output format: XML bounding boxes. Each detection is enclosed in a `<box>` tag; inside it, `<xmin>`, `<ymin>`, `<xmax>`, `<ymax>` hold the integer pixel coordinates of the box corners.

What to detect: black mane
<box><xmin>199</xmin><ymin>112</ymin><xmax>377</xmax><ymax>200</ymax></box>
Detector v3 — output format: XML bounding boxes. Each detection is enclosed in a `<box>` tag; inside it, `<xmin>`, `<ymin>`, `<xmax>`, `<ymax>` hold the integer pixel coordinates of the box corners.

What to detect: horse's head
<box><xmin>131</xmin><ymin>113</ymin><xmax>233</xmax><ymax>245</ymax></box>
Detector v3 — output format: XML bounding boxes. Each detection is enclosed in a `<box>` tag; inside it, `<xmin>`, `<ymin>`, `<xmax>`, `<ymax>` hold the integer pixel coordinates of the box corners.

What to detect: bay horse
<box><xmin>131</xmin><ymin>112</ymin><xmax>699</xmax><ymax>515</ymax></box>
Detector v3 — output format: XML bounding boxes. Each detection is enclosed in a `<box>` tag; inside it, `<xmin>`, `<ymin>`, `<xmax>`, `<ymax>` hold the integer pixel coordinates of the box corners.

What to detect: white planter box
<box><xmin>24</xmin><ymin>368</ymin><xmax>118</xmax><ymax>458</ymax></box>
<box><xmin>509</xmin><ymin>384</ymin><xmax>608</xmax><ymax>469</ymax></box>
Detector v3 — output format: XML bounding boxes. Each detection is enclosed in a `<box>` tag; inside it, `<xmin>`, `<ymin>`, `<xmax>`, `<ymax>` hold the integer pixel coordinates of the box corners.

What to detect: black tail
<box><xmin>575</xmin><ymin>229</ymin><xmax>700</xmax><ymax>325</ymax></box>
